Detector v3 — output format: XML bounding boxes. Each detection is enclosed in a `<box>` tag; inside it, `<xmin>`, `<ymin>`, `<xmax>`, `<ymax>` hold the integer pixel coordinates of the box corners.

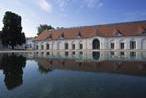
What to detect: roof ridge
<box><xmin>53</xmin><ymin>20</ymin><xmax>146</xmax><ymax>31</ymax></box>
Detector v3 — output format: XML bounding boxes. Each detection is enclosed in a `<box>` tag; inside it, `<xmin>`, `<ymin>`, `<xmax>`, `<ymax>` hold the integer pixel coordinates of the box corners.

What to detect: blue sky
<box><xmin>0</xmin><ymin>0</ymin><xmax>146</xmax><ymax>37</ymax></box>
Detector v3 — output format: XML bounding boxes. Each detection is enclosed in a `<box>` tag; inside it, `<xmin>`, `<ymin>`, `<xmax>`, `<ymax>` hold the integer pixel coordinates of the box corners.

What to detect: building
<box><xmin>35</xmin><ymin>20</ymin><xmax>146</xmax><ymax>51</ymax></box>
<box><xmin>25</xmin><ymin>37</ymin><xmax>35</xmax><ymax>50</ymax></box>
<box><xmin>32</xmin><ymin>51</ymin><xmax>146</xmax><ymax>76</ymax></box>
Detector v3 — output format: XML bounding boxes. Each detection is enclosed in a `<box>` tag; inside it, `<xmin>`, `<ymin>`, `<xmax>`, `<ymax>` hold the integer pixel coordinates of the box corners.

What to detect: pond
<box><xmin>0</xmin><ymin>51</ymin><xmax>146</xmax><ymax>98</ymax></box>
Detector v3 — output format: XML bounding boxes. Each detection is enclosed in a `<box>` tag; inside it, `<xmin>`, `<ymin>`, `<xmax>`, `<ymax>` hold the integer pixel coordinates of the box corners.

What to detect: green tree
<box><xmin>2</xmin><ymin>11</ymin><xmax>26</xmax><ymax>49</ymax></box>
<box><xmin>0</xmin><ymin>53</ymin><xmax>26</xmax><ymax>90</ymax></box>
<box><xmin>37</xmin><ymin>24</ymin><xmax>54</xmax><ymax>35</ymax></box>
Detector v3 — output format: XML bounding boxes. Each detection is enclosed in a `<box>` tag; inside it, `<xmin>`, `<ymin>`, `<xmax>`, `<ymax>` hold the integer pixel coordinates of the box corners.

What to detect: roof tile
<box><xmin>35</xmin><ymin>20</ymin><xmax>146</xmax><ymax>41</ymax></box>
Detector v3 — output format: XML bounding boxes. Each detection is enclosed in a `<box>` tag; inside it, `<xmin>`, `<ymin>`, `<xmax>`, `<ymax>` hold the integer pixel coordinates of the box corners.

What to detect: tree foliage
<box><xmin>37</xmin><ymin>24</ymin><xmax>54</xmax><ymax>35</ymax></box>
<box><xmin>2</xmin><ymin>11</ymin><xmax>26</xmax><ymax>49</ymax></box>
<box><xmin>0</xmin><ymin>53</ymin><xmax>26</xmax><ymax>90</ymax></box>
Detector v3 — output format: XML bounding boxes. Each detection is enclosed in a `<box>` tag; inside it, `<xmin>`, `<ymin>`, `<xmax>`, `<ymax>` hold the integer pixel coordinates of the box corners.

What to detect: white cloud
<box><xmin>98</xmin><ymin>2</ymin><xmax>103</xmax><ymax>8</ymax></box>
<box><xmin>38</xmin><ymin>0</ymin><xmax>52</xmax><ymax>13</ymax></box>
<box><xmin>56</xmin><ymin>0</ymin><xmax>71</xmax><ymax>11</ymax></box>
<box><xmin>82</xmin><ymin>0</ymin><xmax>103</xmax><ymax>8</ymax></box>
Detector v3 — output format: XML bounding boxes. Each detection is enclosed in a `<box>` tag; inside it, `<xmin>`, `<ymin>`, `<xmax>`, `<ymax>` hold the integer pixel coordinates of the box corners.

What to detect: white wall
<box><xmin>35</xmin><ymin>36</ymin><xmax>146</xmax><ymax>51</ymax></box>
<box><xmin>106</xmin><ymin>36</ymin><xmax>146</xmax><ymax>50</ymax></box>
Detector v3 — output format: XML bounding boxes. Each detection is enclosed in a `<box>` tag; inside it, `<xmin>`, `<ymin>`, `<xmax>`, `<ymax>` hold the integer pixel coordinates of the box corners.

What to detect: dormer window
<box><xmin>77</xmin><ymin>32</ymin><xmax>81</xmax><ymax>38</ymax></box>
<box><xmin>113</xmin><ymin>29</ymin><xmax>123</xmax><ymax>36</ymax></box>
<box><xmin>60</xmin><ymin>32</ymin><xmax>64</xmax><ymax>39</ymax></box>
<box><xmin>48</xmin><ymin>34</ymin><xmax>52</xmax><ymax>39</ymax></box>
<box><xmin>142</xmin><ymin>28</ymin><xmax>146</xmax><ymax>34</ymax></box>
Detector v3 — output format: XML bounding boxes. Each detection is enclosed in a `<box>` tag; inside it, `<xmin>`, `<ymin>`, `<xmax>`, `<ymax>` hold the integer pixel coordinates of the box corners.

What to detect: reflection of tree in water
<box><xmin>0</xmin><ymin>53</ymin><xmax>26</xmax><ymax>90</ymax></box>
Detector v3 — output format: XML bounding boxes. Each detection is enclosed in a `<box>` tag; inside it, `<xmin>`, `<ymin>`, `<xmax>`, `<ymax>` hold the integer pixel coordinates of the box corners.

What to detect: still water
<box><xmin>0</xmin><ymin>51</ymin><xmax>146</xmax><ymax>98</ymax></box>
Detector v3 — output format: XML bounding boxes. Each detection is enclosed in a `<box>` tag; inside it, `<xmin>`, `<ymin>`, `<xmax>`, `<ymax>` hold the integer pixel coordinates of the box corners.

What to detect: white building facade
<box><xmin>35</xmin><ymin>21</ymin><xmax>146</xmax><ymax>52</ymax></box>
<box><xmin>25</xmin><ymin>37</ymin><xmax>35</xmax><ymax>50</ymax></box>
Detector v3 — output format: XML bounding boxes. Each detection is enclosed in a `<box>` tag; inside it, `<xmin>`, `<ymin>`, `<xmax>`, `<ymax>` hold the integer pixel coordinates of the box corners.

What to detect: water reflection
<box><xmin>92</xmin><ymin>52</ymin><xmax>100</xmax><ymax>60</ymax></box>
<box><xmin>37</xmin><ymin>58</ymin><xmax>52</xmax><ymax>74</ymax></box>
<box><xmin>28</xmin><ymin>51</ymin><xmax>146</xmax><ymax>76</ymax></box>
<box><xmin>1</xmin><ymin>51</ymin><xmax>146</xmax><ymax>98</ymax></box>
<box><xmin>0</xmin><ymin>53</ymin><xmax>26</xmax><ymax>90</ymax></box>
<box><xmin>0</xmin><ymin>52</ymin><xmax>146</xmax><ymax>89</ymax></box>
<box><xmin>30</xmin><ymin>51</ymin><xmax>146</xmax><ymax>61</ymax></box>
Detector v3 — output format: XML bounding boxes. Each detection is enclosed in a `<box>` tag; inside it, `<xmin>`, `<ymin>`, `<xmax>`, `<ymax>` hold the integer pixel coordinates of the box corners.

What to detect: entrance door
<box><xmin>92</xmin><ymin>39</ymin><xmax>100</xmax><ymax>49</ymax></box>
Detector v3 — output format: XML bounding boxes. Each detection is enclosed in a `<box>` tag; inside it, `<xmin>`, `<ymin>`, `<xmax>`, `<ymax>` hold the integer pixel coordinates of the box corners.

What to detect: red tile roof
<box><xmin>35</xmin><ymin>20</ymin><xmax>146</xmax><ymax>41</ymax></box>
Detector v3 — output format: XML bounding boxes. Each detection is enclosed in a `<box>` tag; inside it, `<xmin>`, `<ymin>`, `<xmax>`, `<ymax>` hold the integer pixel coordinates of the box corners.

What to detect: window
<box><xmin>113</xmin><ymin>29</ymin><xmax>123</xmax><ymax>36</ymax></box>
<box><xmin>111</xmin><ymin>43</ymin><xmax>114</xmax><ymax>49</ymax></box>
<box><xmin>142</xmin><ymin>28</ymin><xmax>146</xmax><ymax>34</ymax></box>
<box><xmin>47</xmin><ymin>52</ymin><xmax>50</xmax><ymax>55</ymax></box>
<box><xmin>65</xmin><ymin>43</ymin><xmax>68</xmax><ymax>49</ymax></box>
<box><xmin>79</xmin><ymin>51</ymin><xmax>83</xmax><ymax>55</ymax></box>
<box><xmin>77</xmin><ymin>32</ymin><xmax>81</xmax><ymax>38</ymax></box>
<box><xmin>36</xmin><ymin>45</ymin><xmax>38</xmax><ymax>50</ymax></box>
<box><xmin>49</xmin><ymin>34</ymin><xmax>52</xmax><ymax>39</ymax></box>
<box><xmin>120</xmin><ymin>52</ymin><xmax>124</xmax><ymax>56</ymax></box>
<box><xmin>61</xmin><ymin>33</ymin><xmax>64</xmax><ymax>39</ymax></box>
<box><xmin>65</xmin><ymin>52</ymin><xmax>68</xmax><ymax>56</ymax></box>
<box><xmin>46</xmin><ymin>44</ymin><xmax>50</xmax><ymax>50</ymax></box>
<box><xmin>130</xmin><ymin>41</ymin><xmax>136</xmax><ymax>49</ymax></box>
<box><xmin>72</xmin><ymin>51</ymin><xmax>75</xmax><ymax>55</ymax></box>
<box><xmin>79</xmin><ymin>44</ymin><xmax>83</xmax><ymax>49</ymax></box>
<box><xmin>110</xmin><ymin>52</ymin><xmax>114</xmax><ymax>56</ymax></box>
<box><xmin>72</xmin><ymin>44</ymin><xmax>75</xmax><ymax>50</ymax></box>
<box><xmin>120</xmin><ymin>42</ymin><xmax>124</xmax><ymax>49</ymax></box>
<box><xmin>130</xmin><ymin>52</ymin><xmax>136</xmax><ymax>58</ymax></box>
<box><xmin>41</xmin><ymin>45</ymin><xmax>44</xmax><ymax>50</ymax></box>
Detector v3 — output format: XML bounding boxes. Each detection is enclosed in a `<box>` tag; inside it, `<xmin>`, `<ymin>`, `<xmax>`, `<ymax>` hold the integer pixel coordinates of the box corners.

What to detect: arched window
<box><xmin>92</xmin><ymin>39</ymin><xmax>100</xmax><ymax>49</ymax></box>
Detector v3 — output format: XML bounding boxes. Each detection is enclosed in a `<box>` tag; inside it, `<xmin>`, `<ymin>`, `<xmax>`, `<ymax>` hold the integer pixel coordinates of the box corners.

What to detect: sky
<box><xmin>0</xmin><ymin>0</ymin><xmax>146</xmax><ymax>37</ymax></box>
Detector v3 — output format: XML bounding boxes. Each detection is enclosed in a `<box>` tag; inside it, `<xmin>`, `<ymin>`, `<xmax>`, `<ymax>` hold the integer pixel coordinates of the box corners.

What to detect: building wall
<box><xmin>106</xmin><ymin>36</ymin><xmax>146</xmax><ymax>50</ymax></box>
<box><xmin>25</xmin><ymin>38</ymin><xmax>36</xmax><ymax>50</ymax></box>
<box><xmin>35</xmin><ymin>36</ymin><xmax>146</xmax><ymax>51</ymax></box>
<box><xmin>34</xmin><ymin>51</ymin><xmax>146</xmax><ymax>62</ymax></box>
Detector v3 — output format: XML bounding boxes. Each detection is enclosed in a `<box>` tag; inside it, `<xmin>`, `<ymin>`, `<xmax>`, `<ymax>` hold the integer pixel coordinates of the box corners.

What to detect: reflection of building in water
<box><xmin>0</xmin><ymin>54</ymin><xmax>26</xmax><ymax>90</ymax></box>
<box><xmin>36</xmin><ymin>58</ymin><xmax>52</xmax><ymax>74</ymax></box>
<box><xmin>35</xmin><ymin>56</ymin><xmax>146</xmax><ymax>76</ymax></box>
<box><xmin>35</xmin><ymin>21</ymin><xmax>146</xmax><ymax>51</ymax></box>
<box><xmin>24</xmin><ymin>51</ymin><xmax>146</xmax><ymax>76</ymax></box>
<box><xmin>33</xmin><ymin>51</ymin><xmax>146</xmax><ymax>62</ymax></box>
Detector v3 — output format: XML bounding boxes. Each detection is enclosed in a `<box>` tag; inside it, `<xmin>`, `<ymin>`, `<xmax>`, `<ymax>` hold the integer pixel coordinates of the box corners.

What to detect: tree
<box><xmin>0</xmin><ymin>53</ymin><xmax>26</xmax><ymax>90</ymax></box>
<box><xmin>37</xmin><ymin>24</ymin><xmax>54</xmax><ymax>35</ymax></box>
<box><xmin>18</xmin><ymin>32</ymin><xmax>26</xmax><ymax>45</ymax></box>
<box><xmin>2</xmin><ymin>11</ymin><xmax>26</xmax><ymax>49</ymax></box>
